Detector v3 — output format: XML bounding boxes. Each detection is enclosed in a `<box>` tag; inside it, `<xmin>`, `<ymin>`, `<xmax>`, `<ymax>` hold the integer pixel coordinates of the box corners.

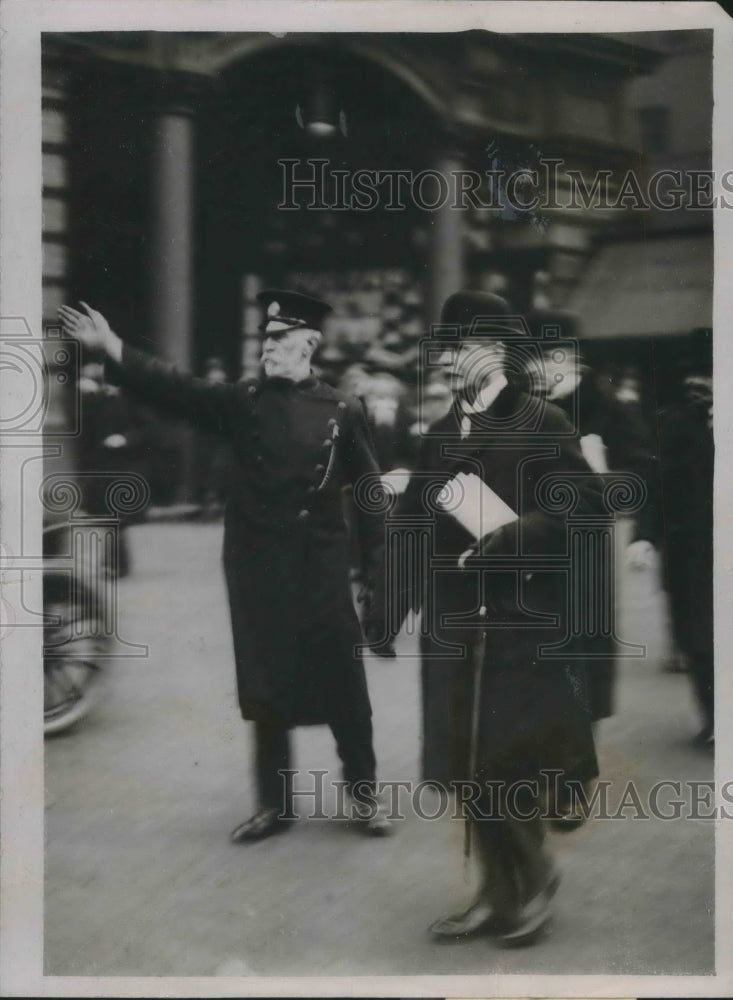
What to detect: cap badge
<box><xmin>267</xmin><ymin>301</ymin><xmax>281</xmax><ymax>318</ymax></box>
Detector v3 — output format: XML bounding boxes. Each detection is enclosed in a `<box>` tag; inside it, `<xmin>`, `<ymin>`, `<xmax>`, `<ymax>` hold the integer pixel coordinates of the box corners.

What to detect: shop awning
<box><xmin>569</xmin><ymin>233</ymin><xmax>712</xmax><ymax>338</ymax></box>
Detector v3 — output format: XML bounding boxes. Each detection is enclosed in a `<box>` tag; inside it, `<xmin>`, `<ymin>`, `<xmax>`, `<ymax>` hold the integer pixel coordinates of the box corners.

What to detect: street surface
<box><xmin>45</xmin><ymin>521</ymin><xmax>714</xmax><ymax>977</ymax></box>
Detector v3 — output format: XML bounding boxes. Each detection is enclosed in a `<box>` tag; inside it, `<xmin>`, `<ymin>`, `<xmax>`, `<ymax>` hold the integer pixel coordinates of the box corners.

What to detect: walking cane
<box><xmin>464</xmin><ymin>604</ymin><xmax>488</xmax><ymax>860</ymax></box>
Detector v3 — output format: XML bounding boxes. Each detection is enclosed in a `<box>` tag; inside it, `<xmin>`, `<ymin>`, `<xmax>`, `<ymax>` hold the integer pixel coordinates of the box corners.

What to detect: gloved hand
<box><xmin>358</xmin><ymin>578</ymin><xmax>397</xmax><ymax>658</ymax></box>
<box><xmin>458</xmin><ymin>525</ymin><xmax>506</xmax><ymax>569</ymax></box>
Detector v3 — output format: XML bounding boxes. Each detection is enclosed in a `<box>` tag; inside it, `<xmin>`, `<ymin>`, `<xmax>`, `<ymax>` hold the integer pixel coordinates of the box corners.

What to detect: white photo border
<box><xmin>1</xmin><ymin>1</ymin><xmax>732</xmax><ymax>996</ymax></box>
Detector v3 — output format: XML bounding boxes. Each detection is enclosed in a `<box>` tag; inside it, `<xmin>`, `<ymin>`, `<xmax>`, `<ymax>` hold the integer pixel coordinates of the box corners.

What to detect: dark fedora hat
<box><xmin>437</xmin><ymin>290</ymin><xmax>529</xmax><ymax>341</ymax></box>
<box><xmin>257</xmin><ymin>288</ymin><xmax>332</xmax><ymax>336</ymax></box>
<box><xmin>526</xmin><ymin>308</ymin><xmax>582</xmax><ymax>344</ymax></box>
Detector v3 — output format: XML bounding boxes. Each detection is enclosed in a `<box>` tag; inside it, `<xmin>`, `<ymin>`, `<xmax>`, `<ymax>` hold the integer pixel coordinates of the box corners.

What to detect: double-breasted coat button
<box><xmin>315</xmin><ymin>463</ymin><xmax>325</xmax><ymax>474</ymax></box>
<box><xmin>327</xmin><ymin>417</ymin><xmax>337</xmax><ymax>428</ymax></box>
<box><xmin>248</xmin><ymin>385</ymin><xmax>256</xmax><ymax>394</ymax></box>
<box><xmin>322</xmin><ymin>438</ymin><xmax>333</xmax><ymax>449</ymax></box>
<box><xmin>298</xmin><ymin>509</ymin><xmax>310</xmax><ymax>521</ymax></box>
<box><xmin>307</xmin><ymin>485</ymin><xmax>316</xmax><ymax>496</ymax></box>
<box><xmin>337</xmin><ymin>401</ymin><xmax>346</xmax><ymax>412</ymax></box>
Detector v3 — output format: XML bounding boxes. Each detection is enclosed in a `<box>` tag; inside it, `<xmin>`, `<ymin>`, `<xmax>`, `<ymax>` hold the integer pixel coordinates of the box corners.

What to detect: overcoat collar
<box><xmin>424</xmin><ymin>381</ymin><xmax>532</xmax><ymax>467</ymax></box>
<box><xmin>256</xmin><ymin>373</ymin><xmax>337</xmax><ymax>401</ymax></box>
<box><xmin>445</xmin><ymin>379</ymin><xmax>523</xmax><ymax>430</ymax></box>
<box><xmin>261</xmin><ymin>373</ymin><xmax>318</xmax><ymax>391</ymax></box>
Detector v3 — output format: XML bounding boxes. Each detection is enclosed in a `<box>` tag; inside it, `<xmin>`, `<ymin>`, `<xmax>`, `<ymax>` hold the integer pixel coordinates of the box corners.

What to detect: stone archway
<box><xmin>194</xmin><ymin>40</ymin><xmax>450</xmax><ymax>380</ymax></box>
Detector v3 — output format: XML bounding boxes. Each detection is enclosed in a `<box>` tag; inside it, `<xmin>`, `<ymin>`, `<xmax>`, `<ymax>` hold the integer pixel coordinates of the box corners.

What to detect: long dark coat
<box><xmin>109</xmin><ymin>347</ymin><xmax>384</xmax><ymax>727</ymax></box>
<box><xmin>551</xmin><ymin>373</ymin><xmax>659</xmax><ymax>544</ymax></box>
<box><xmin>550</xmin><ymin>374</ymin><xmax>659</xmax><ymax>718</ymax></box>
<box><xmin>655</xmin><ymin>401</ymin><xmax>713</xmax><ymax>659</ymax></box>
<box><xmin>390</xmin><ymin>381</ymin><xmax>603</xmax><ymax>787</ymax></box>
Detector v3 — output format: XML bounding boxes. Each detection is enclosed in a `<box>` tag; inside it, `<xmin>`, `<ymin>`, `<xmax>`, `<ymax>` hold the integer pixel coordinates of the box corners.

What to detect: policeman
<box><xmin>59</xmin><ymin>291</ymin><xmax>393</xmax><ymax>841</ymax></box>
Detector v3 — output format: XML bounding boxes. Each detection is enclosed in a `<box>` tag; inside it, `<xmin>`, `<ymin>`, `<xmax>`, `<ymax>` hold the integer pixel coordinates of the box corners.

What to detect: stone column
<box><xmin>150</xmin><ymin>85</ymin><xmax>196</xmax><ymax>502</ymax></box>
<box><xmin>426</xmin><ymin>141</ymin><xmax>466</xmax><ymax>326</ymax></box>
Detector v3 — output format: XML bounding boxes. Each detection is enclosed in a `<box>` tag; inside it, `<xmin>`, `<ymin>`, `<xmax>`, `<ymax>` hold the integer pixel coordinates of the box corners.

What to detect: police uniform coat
<box><xmin>108</xmin><ymin>346</ymin><xmax>384</xmax><ymax>727</ymax></box>
<box><xmin>389</xmin><ymin>380</ymin><xmax>602</xmax><ymax>787</ymax></box>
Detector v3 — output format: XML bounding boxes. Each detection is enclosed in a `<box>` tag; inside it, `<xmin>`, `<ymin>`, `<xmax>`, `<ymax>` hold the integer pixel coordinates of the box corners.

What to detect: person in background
<box><xmin>338</xmin><ymin>363</ymin><xmax>371</xmax><ymax>404</ymax></box>
<box><xmin>195</xmin><ymin>356</ymin><xmax>232</xmax><ymax>519</ymax></box>
<box><xmin>654</xmin><ymin>335</ymin><xmax>714</xmax><ymax>749</ymax></box>
<box><xmin>77</xmin><ymin>361</ymin><xmax>150</xmax><ymax>577</ymax></box>
<box><xmin>409</xmin><ymin>375</ymin><xmax>452</xmax><ymax>438</ymax></box>
<box><xmin>525</xmin><ymin>310</ymin><xmax>660</xmax><ymax>725</ymax></box>
<box><xmin>615</xmin><ymin>365</ymin><xmax>644</xmax><ymax>407</ymax></box>
<box><xmin>361</xmin><ymin>371</ymin><xmax>416</xmax><ymax>474</ymax></box>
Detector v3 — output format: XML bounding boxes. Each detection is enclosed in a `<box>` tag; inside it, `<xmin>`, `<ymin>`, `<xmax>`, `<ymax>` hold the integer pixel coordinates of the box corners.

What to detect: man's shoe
<box><xmin>497</xmin><ymin>893</ymin><xmax>553</xmax><ymax>948</ymax></box>
<box><xmin>229</xmin><ymin>808</ymin><xmax>293</xmax><ymax>844</ymax></box>
<box><xmin>496</xmin><ymin>869</ymin><xmax>559</xmax><ymax>948</ymax></box>
<box><xmin>429</xmin><ymin>898</ymin><xmax>508</xmax><ymax>939</ymax></box>
<box><xmin>362</xmin><ymin>798</ymin><xmax>393</xmax><ymax>837</ymax></box>
<box><xmin>550</xmin><ymin>782</ymin><xmax>592</xmax><ymax>833</ymax></box>
<box><xmin>348</xmin><ymin>790</ymin><xmax>394</xmax><ymax>837</ymax></box>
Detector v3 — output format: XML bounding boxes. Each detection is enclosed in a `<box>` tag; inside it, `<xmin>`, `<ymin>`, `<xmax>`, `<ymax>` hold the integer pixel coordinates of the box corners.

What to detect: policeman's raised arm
<box><xmin>59</xmin><ymin>302</ymin><xmax>122</xmax><ymax>360</ymax></box>
<box><xmin>58</xmin><ymin>303</ymin><xmax>237</xmax><ymax>435</ymax></box>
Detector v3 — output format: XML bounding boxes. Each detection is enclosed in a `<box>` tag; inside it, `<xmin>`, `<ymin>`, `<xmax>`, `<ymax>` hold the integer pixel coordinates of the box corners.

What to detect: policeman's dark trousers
<box><xmin>253</xmin><ymin>715</ymin><xmax>378</xmax><ymax>813</ymax></box>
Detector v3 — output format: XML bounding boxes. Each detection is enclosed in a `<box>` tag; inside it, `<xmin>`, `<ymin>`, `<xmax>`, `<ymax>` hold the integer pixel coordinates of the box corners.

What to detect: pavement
<box><xmin>45</xmin><ymin>521</ymin><xmax>715</xmax><ymax>978</ymax></box>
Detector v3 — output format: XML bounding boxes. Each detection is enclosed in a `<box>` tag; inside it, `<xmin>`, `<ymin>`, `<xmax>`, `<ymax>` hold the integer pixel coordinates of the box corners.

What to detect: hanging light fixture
<box><xmin>295</xmin><ymin>66</ymin><xmax>346</xmax><ymax>137</ymax></box>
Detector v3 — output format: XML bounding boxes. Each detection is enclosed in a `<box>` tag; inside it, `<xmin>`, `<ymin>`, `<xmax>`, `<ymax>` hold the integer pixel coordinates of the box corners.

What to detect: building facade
<box><xmin>45</xmin><ymin>29</ymin><xmax>704</xmax><ymax>498</ymax></box>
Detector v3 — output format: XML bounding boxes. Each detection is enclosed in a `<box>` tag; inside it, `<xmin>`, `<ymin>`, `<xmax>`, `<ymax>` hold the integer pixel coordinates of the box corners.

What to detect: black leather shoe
<box><xmin>348</xmin><ymin>793</ymin><xmax>394</xmax><ymax>837</ymax></box>
<box><xmin>362</xmin><ymin>799</ymin><xmax>394</xmax><ymax>837</ymax></box>
<box><xmin>229</xmin><ymin>808</ymin><xmax>293</xmax><ymax>844</ymax></box>
<box><xmin>496</xmin><ymin>869</ymin><xmax>559</xmax><ymax>948</ymax></box>
<box><xmin>550</xmin><ymin>783</ymin><xmax>590</xmax><ymax>832</ymax></box>
<box><xmin>429</xmin><ymin>898</ymin><xmax>509</xmax><ymax>939</ymax></box>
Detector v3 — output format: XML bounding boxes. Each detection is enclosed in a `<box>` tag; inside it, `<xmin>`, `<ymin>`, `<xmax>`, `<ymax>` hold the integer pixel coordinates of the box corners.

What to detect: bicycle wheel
<box><xmin>44</xmin><ymin>572</ymin><xmax>107</xmax><ymax>736</ymax></box>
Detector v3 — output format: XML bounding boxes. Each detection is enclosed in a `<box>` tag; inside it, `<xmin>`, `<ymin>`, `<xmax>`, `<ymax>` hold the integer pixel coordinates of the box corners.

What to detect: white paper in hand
<box><xmin>436</xmin><ymin>471</ymin><xmax>518</xmax><ymax>541</ymax></box>
<box><xmin>380</xmin><ymin>468</ymin><xmax>411</xmax><ymax>496</ymax></box>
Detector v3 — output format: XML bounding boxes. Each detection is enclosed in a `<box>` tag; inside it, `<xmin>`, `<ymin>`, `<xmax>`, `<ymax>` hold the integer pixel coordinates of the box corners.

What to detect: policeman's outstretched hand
<box><xmin>58</xmin><ymin>302</ymin><xmax>121</xmax><ymax>360</ymax></box>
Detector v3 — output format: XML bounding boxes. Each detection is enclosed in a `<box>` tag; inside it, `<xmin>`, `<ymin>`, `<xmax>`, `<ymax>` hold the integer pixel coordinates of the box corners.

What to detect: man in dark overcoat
<box><xmin>380</xmin><ymin>291</ymin><xmax>602</xmax><ymax>945</ymax></box>
<box><xmin>59</xmin><ymin>292</ymin><xmax>392</xmax><ymax>842</ymax></box>
<box><xmin>525</xmin><ymin>309</ymin><xmax>660</xmax><ymax>723</ymax></box>
<box><xmin>655</xmin><ymin>361</ymin><xmax>714</xmax><ymax>747</ymax></box>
